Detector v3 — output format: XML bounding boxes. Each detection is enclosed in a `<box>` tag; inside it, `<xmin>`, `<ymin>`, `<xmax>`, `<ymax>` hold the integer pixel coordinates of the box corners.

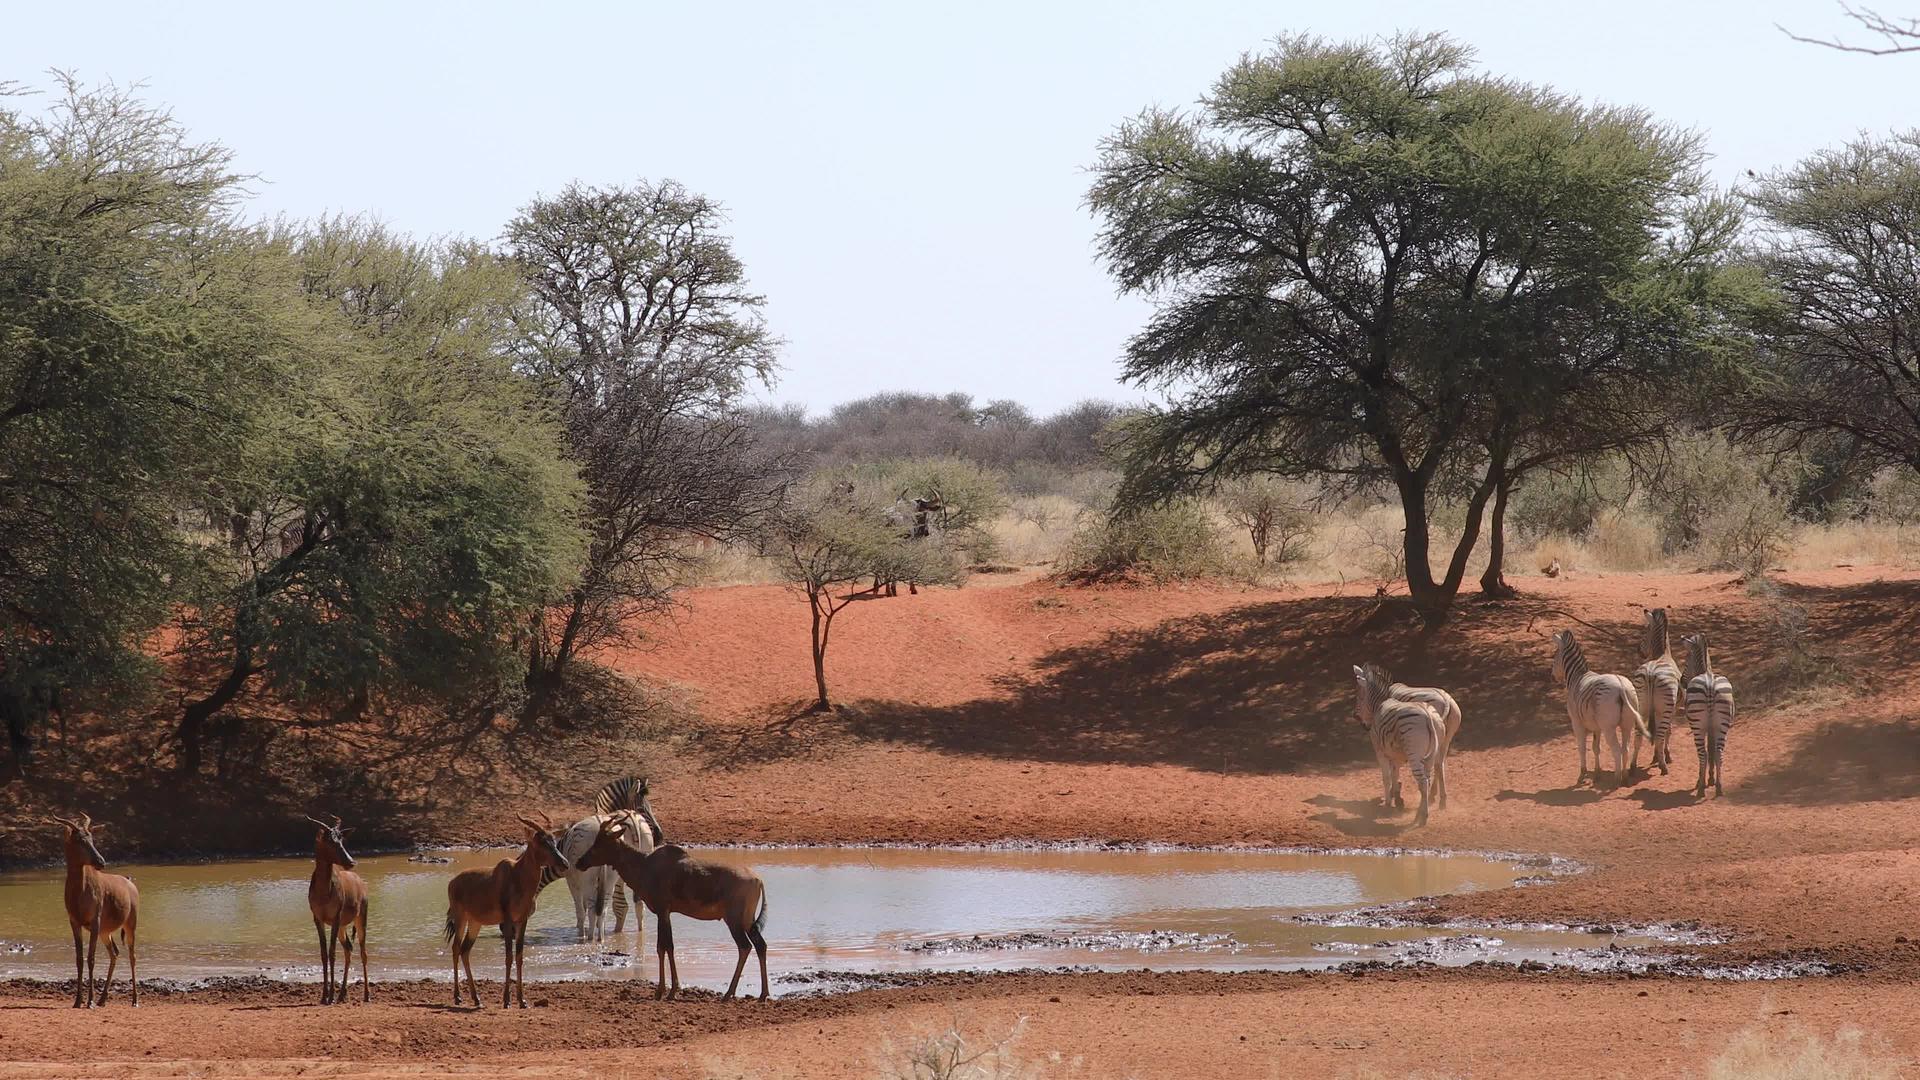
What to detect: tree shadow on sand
<box><xmin>1739</xmin><ymin>715</ymin><xmax>1920</xmax><ymax>805</ymax></box>
<box><xmin>842</xmin><ymin>593</ymin><xmax>1607</xmax><ymax>776</ymax></box>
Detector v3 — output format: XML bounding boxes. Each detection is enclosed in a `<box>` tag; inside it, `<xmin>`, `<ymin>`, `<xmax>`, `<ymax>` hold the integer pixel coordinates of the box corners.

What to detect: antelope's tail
<box><xmin>442</xmin><ymin>908</ymin><xmax>457</xmax><ymax>945</ymax></box>
<box><xmin>753</xmin><ymin>890</ymin><xmax>769</xmax><ymax>935</ymax></box>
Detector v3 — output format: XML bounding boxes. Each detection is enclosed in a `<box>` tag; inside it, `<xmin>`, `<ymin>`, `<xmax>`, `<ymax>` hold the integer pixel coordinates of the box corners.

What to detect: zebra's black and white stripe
<box><xmin>538</xmin><ymin>777</ymin><xmax>668</xmax><ymax>943</ymax></box>
<box><xmin>1681</xmin><ymin>634</ymin><xmax>1736</xmax><ymax>797</ymax></box>
<box><xmin>1636</xmin><ymin>609</ymin><xmax>1684</xmax><ymax>777</ymax></box>
<box><xmin>592</xmin><ymin>776</ymin><xmax>666</xmax><ymax>933</ymax></box>
<box><xmin>1351</xmin><ymin>665</ymin><xmax>1446</xmax><ymax>825</ymax></box>
<box><xmin>1359</xmin><ymin>663</ymin><xmax>1463</xmax><ymax>809</ymax></box>
<box><xmin>1551</xmin><ymin>629</ymin><xmax>1646</xmax><ymax>787</ymax></box>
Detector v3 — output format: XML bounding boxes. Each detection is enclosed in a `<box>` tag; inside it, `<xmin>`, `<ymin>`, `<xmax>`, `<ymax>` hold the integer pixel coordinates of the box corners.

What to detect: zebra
<box><xmin>541</xmin><ymin>777</ymin><xmax>669</xmax><ymax>944</ymax></box>
<box><xmin>1635</xmin><ymin>608</ymin><xmax>1684</xmax><ymax>777</ymax></box>
<box><xmin>1350</xmin><ymin>665</ymin><xmax>1447</xmax><ymax>825</ymax></box>
<box><xmin>1550</xmin><ymin>629</ymin><xmax>1647</xmax><ymax>787</ymax></box>
<box><xmin>1681</xmin><ymin>634</ymin><xmax>1737</xmax><ymax>797</ymax></box>
<box><xmin>1358</xmin><ymin>663</ymin><xmax>1463</xmax><ymax>808</ymax></box>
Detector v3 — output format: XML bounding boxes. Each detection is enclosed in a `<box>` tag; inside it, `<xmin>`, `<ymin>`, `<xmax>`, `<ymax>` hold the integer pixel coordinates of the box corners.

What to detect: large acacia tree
<box><xmin>507</xmin><ymin>181</ymin><xmax>788</xmax><ymax>695</ymax></box>
<box><xmin>1089</xmin><ymin>33</ymin><xmax>1752</xmax><ymax>618</ymax></box>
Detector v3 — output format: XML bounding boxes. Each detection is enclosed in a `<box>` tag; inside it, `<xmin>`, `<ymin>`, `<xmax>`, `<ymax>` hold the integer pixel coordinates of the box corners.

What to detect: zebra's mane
<box><xmin>594</xmin><ymin>776</ymin><xmax>648</xmax><ymax>815</ymax></box>
<box><xmin>1683</xmin><ymin>634</ymin><xmax>1711</xmax><ymax>681</ymax></box>
<box><xmin>1643</xmin><ymin>609</ymin><xmax>1671</xmax><ymax>661</ymax></box>
<box><xmin>1555</xmin><ymin>630</ymin><xmax>1590</xmax><ymax>683</ymax></box>
<box><xmin>1353</xmin><ymin>664</ymin><xmax>1393</xmax><ymax>718</ymax></box>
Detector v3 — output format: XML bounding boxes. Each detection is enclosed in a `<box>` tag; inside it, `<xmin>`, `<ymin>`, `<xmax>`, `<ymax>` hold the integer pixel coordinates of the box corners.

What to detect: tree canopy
<box><xmin>1088</xmin><ymin>33</ymin><xmax>1757</xmax><ymax>617</ymax></box>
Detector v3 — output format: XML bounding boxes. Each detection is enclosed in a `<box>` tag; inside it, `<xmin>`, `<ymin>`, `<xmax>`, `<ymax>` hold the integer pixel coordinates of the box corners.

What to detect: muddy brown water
<box><xmin>0</xmin><ymin>846</ymin><xmax>1662</xmax><ymax>996</ymax></box>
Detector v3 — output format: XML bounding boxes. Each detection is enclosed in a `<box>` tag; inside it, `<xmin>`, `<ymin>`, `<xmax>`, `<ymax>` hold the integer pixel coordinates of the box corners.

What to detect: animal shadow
<box><xmin>1493</xmin><ymin>787</ymin><xmax>1605</xmax><ymax>807</ymax></box>
<box><xmin>1629</xmin><ymin>788</ymin><xmax>1700</xmax><ymax>811</ymax></box>
<box><xmin>1305</xmin><ymin>793</ymin><xmax>1416</xmax><ymax>837</ymax></box>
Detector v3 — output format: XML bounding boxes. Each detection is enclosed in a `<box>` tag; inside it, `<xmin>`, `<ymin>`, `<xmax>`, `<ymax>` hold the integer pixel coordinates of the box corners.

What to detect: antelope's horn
<box><xmin>305</xmin><ymin>815</ymin><xmax>330</xmax><ymax>828</ymax></box>
<box><xmin>78</xmin><ymin>813</ymin><xmax>91</xmax><ymax>830</ymax></box>
<box><xmin>331</xmin><ymin>815</ymin><xmax>343</xmax><ymax>829</ymax></box>
<box><xmin>44</xmin><ymin>816</ymin><xmax>73</xmax><ymax>830</ymax></box>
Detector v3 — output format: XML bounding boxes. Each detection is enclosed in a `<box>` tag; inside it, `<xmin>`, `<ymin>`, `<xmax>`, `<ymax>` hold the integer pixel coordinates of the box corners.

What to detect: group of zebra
<box><xmin>1553</xmin><ymin>607</ymin><xmax>1737</xmax><ymax>796</ymax></box>
<box><xmin>1349</xmin><ymin>663</ymin><xmax>1462</xmax><ymax>826</ymax></box>
<box><xmin>1353</xmin><ymin>606</ymin><xmax>1740</xmax><ymax>825</ymax></box>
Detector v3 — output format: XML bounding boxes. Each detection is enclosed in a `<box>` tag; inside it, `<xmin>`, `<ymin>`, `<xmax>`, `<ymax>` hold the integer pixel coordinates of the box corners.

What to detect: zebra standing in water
<box><xmin>1359</xmin><ymin>664</ymin><xmax>1463</xmax><ymax>808</ymax></box>
<box><xmin>1351</xmin><ymin>665</ymin><xmax>1447</xmax><ymax>825</ymax></box>
<box><xmin>1636</xmin><ymin>609</ymin><xmax>1684</xmax><ymax>776</ymax></box>
<box><xmin>1681</xmin><ymin>634</ymin><xmax>1737</xmax><ymax>797</ymax></box>
<box><xmin>543</xmin><ymin>777</ymin><xmax>669</xmax><ymax>945</ymax></box>
<box><xmin>1551</xmin><ymin>630</ymin><xmax>1647</xmax><ymax>787</ymax></box>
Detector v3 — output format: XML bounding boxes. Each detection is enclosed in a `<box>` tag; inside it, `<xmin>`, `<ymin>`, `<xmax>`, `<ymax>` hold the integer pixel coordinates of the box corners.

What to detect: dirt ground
<box><xmin>6</xmin><ymin>566</ymin><xmax>1920</xmax><ymax>1077</ymax></box>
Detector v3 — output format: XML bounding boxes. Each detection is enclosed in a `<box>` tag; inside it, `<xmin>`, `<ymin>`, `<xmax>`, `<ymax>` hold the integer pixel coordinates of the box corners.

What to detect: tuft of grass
<box><xmin>1705</xmin><ymin>1024</ymin><xmax>1902</xmax><ymax>1080</ymax></box>
<box><xmin>874</xmin><ymin>1018</ymin><xmax>1085</xmax><ymax>1080</ymax></box>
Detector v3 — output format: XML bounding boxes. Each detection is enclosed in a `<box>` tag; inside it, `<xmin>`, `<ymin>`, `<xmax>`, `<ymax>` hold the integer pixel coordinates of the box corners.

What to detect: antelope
<box><xmin>442</xmin><ymin>815</ymin><xmax>570</xmax><ymax>1009</ymax></box>
<box><xmin>575</xmin><ymin>818</ymin><xmax>770</xmax><ymax>1001</ymax></box>
<box><xmin>49</xmin><ymin>814</ymin><xmax>138</xmax><ymax>1008</ymax></box>
<box><xmin>306</xmin><ymin>815</ymin><xmax>369</xmax><ymax>1005</ymax></box>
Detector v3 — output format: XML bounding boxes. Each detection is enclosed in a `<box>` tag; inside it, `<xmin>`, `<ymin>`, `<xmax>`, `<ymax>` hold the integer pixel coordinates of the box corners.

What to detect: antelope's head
<box><xmin>577</xmin><ymin>815</ymin><xmax>640</xmax><ymax>871</ymax></box>
<box><xmin>521</xmin><ymin>814</ymin><xmax>569</xmax><ymax>873</ymax></box>
<box><xmin>307</xmin><ymin>814</ymin><xmax>355</xmax><ymax>869</ymax></box>
<box><xmin>49</xmin><ymin>814</ymin><xmax>108</xmax><ymax>869</ymax></box>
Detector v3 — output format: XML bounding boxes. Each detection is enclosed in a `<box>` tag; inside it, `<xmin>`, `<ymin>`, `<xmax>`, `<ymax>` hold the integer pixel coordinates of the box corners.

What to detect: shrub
<box><xmin>1217</xmin><ymin>476</ymin><xmax>1315</xmax><ymax>570</ymax></box>
<box><xmin>1706</xmin><ymin>1023</ymin><xmax>1899</xmax><ymax>1080</ymax></box>
<box><xmin>1060</xmin><ymin>501</ymin><xmax>1228</xmax><ymax>583</ymax></box>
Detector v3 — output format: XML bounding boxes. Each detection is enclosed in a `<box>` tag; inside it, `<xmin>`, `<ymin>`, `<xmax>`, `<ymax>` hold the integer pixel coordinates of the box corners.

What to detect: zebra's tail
<box><xmin>1623</xmin><ymin>692</ymin><xmax>1650</xmax><ymax>743</ymax></box>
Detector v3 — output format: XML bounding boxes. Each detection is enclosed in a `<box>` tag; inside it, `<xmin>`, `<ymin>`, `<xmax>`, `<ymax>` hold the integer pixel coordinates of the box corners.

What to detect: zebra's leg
<box><xmin>1605</xmin><ymin>723</ymin><xmax>1627</xmax><ymax>787</ymax></box>
<box><xmin>1573</xmin><ymin>719</ymin><xmax>1589</xmax><ymax>785</ymax></box>
<box><xmin>1410</xmin><ymin>756</ymin><xmax>1432</xmax><ymax>826</ymax></box>
<box><xmin>569</xmin><ymin>875</ymin><xmax>588</xmax><ymax>943</ymax></box>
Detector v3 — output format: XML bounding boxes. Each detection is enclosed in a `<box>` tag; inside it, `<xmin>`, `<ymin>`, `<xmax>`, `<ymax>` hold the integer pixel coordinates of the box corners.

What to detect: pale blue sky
<box><xmin>6</xmin><ymin>1</ymin><xmax>1914</xmax><ymax>414</ymax></box>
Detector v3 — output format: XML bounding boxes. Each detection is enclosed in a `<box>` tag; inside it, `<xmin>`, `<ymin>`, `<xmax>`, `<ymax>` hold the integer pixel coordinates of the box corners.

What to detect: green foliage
<box><xmin>184</xmin><ymin>222</ymin><xmax>585</xmax><ymax>714</ymax></box>
<box><xmin>1088</xmin><ymin>33</ymin><xmax>1755</xmax><ymax>615</ymax></box>
<box><xmin>823</xmin><ymin>457</ymin><xmax>1009</xmax><ymax>564</ymax></box>
<box><xmin>1060</xmin><ymin>501</ymin><xmax>1228</xmax><ymax>583</ymax></box>
<box><xmin>1508</xmin><ymin>460</ymin><xmax>1634</xmax><ymax>539</ymax></box>
<box><xmin>0</xmin><ymin>78</ymin><xmax>267</xmax><ymax>759</ymax></box>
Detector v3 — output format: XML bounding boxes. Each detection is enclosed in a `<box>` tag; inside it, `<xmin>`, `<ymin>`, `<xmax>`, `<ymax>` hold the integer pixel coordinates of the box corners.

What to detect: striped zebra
<box><xmin>1681</xmin><ymin>634</ymin><xmax>1736</xmax><ymax>797</ymax></box>
<box><xmin>1550</xmin><ymin>629</ymin><xmax>1647</xmax><ymax>787</ymax></box>
<box><xmin>541</xmin><ymin>777</ymin><xmax>669</xmax><ymax>944</ymax></box>
<box><xmin>1635</xmin><ymin>608</ymin><xmax>1684</xmax><ymax>777</ymax></box>
<box><xmin>1359</xmin><ymin>663</ymin><xmax>1462</xmax><ymax>808</ymax></box>
<box><xmin>1351</xmin><ymin>665</ymin><xmax>1447</xmax><ymax>825</ymax></box>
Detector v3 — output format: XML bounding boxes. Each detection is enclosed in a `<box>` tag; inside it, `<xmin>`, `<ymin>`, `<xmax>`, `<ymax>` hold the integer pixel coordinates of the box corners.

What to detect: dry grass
<box><xmin>1704</xmin><ymin>1023</ymin><xmax>1903</xmax><ymax>1080</ymax></box>
<box><xmin>1780</xmin><ymin>521</ymin><xmax>1920</xmax><ymax>571</ymax></box>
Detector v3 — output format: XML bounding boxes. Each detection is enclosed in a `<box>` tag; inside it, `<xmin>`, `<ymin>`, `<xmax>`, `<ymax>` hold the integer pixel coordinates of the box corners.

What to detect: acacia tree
<box><xmin>0</xmin><ymin>80</ymin><xmax>270</xmax><ymax>769</ymax></box>
<box><xmin>1734</xmin><ymin>134</ymin><xmax>1920</xmax><ymax>476</ymax></box>
<box><xmin>174</xmin><ymin>222</ymin><xmax>585</xmax><ymax>773</ymax></box>
<box><xmin>1088</xmin><ymin>33</ymin><xmax>1750</xmax><ymax>620</ymax></box>
<box><xmin>506</xmin><ymin>181</ymin><xmax>787</xmax><ymax>697</ymax></box>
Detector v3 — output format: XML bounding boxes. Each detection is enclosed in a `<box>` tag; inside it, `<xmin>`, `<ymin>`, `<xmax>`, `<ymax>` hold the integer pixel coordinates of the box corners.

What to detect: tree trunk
<box><xmin>808</xmin><ymin>591</ymin><xmax>832</xmax><ymax>712</ymax></box>
<box><xmin>1395</xmin><ymin>474</ymin><xmax>1448</xmax><ymax>617</ymax></box>
<box><xmin>1480</xmin><ymin>475</ymin><xmax>1518</xmax><ymax>598</ymax></box>
<box><xmin>178</xmin><ymin>655</ymin><xmax>255</xmax><ymax>776</ymax></box>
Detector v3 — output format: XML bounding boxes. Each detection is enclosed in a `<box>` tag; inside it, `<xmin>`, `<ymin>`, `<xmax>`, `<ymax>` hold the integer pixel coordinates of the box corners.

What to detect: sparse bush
<box><xmin>1584</xmin><ymin>508</ymin><xmax>1665</xmax><ymax>571</ymax></box>
<box><xmin>1060</xmin><ymin>501</ymin><xmax>1228</xmax><ymax>583</ymax></box>
<box><xmin>1217</xmin><ymin>476</ymin><xmax>1315</xmax><ymax>570</ymax></box>
<box><xmin>1702</xmin><ymin>494</ymin><xmax>1795</xmax><ymax>578</ymax></box>
<box><xmin>1705</xmin><ymin>1023</ymin><xmax>1900</xmax><ymax>1080</ymax></box>
<box><xmin>876</xmin><ymin>1019</ymin><xmax>1081</xmax><ymax>1080</ymax></box>
<box><xmin>1509</xmin><ymin>459</ymin><xmax>1631</xmax><ymax>539</ymax></box>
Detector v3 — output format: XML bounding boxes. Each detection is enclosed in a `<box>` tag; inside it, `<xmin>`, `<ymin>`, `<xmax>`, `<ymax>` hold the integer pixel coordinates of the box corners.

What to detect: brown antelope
<box><xmin>306</xmin><ymin>815</ymin><xmax>369</xmax><ymax>1005</ymax></box>
<box><xmin>575</xmin><ymin>818</ymin><xmax>769</xmax><ymax>1001</ymax></box>
<box><xmin>48</xmin><ymin>814</ymin><xmax>138</xmax><ymax>1008</ymax></box>
<box><xmin>442</xmin><ymin>815</ymin><xmax>569</xmax><ymax>1009</ymax></box>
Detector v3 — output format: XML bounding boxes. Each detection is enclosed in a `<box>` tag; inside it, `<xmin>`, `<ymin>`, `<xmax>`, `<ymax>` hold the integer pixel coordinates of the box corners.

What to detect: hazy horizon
<box><xmin>6</xmin><ymin>1</ymin><xmax>1914</xmax><ymax>415</ymax></box>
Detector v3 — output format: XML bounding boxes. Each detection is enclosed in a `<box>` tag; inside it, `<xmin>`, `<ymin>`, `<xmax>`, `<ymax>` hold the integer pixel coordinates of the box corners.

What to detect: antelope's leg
<box><xmin>316</xmin><ymin>920</ymin><xmax>332</xmax><ymax>1004</ymax></box>
<box><xmin>358</xmin><ymin>909</ymin><xmax>370</xmax><ymax>1004</ymax></box>
<box><xmin>461</xmin><ymin>929</ymin><xmax>482</xmax><ymax>1008</ymax></box>
<box><xmin>500</xmin><ymin>919</ymin><xmax>515</xmax><ymax>1009</ymax></box>
<box><xmin>450</xmin><ymin>920</ymin><xmax>463</xmax><ymax>1006</ymax></box>
<box><xmin>86</xmin><ymin>922</ymin><xmax>101</xmax><ymax>1006</ymax></box>
<box><xmin>515</xmin><ymin>922</ymin><xmax>528</xmax><ymax>1009</ymax></box>
<box><xmin>70</xmin><ymin>926</ymin><xmax>84</xmax><ymax>1008</ymax></box>
<box><xmin>724</xmin><ymin>921</ymin><xmax>750</xmax><ymax>1000</ymax></box>
<box><xmin>326</xmin><ymin>921</ymin><xmax>341</xmax><ymax>1005</ymax></box>
<box><xmin>97</xmin><ymin>934</ymin><xmax>119</xmax><ymax>1006</ymax></box>
<box><xmin>749</xmin><ymin>922</ymin><xmax>769</xmax><ymax>1001</ymax></box>
<box><xmin>658</xmin><ymin>913</ymin><xmax>678</xmax><ymax>1000</ymax></box>
<box><xmin>335</xmin><ymin>920</ymin><xmax>351</xmax><ymax>1003</ymax></box>
<box><xmin>126</xmin><ymin>923</ymin><xmax>137</xmax><ymax>1007</ymax></box>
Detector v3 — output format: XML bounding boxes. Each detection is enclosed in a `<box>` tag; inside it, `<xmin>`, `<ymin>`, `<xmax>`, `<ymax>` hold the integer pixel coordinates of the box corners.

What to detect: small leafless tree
<box><xmin>1218</xmin><ymin>477</ymin><xmax>1314</xmax><ymax>569</ymax></box>
<box><xmin>507</xmin><ymin>181</ymin><xmax>790</xmax><ymax>697</ymax></box>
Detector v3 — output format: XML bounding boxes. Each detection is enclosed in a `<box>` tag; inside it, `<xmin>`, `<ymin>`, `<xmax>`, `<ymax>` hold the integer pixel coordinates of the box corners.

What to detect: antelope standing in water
<box><xmin>442</xmin><ymin>815</ymin><xmax>569</xmax><ymax>1008</ymax></box>
<box><xmin>306</xmin><ymin>815</ymin><xmax>369</xmax><ymax>1004</ymax></box>
<box><xmin>49</xmin><ymin>814</ymin><xmax>138</xmax><ymax>1007</ymax></box>
<box><xmin>575</xmin><ymin>818</ymin><xmax>770</xmax><ymax>1001</ymax></box>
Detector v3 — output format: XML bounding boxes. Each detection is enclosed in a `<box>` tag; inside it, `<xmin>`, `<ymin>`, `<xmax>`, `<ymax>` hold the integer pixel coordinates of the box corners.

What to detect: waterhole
<box><xmin>0</xmin><ymin>846</ymin><xmax>1662</xmax><ymax>996</ymax></box>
